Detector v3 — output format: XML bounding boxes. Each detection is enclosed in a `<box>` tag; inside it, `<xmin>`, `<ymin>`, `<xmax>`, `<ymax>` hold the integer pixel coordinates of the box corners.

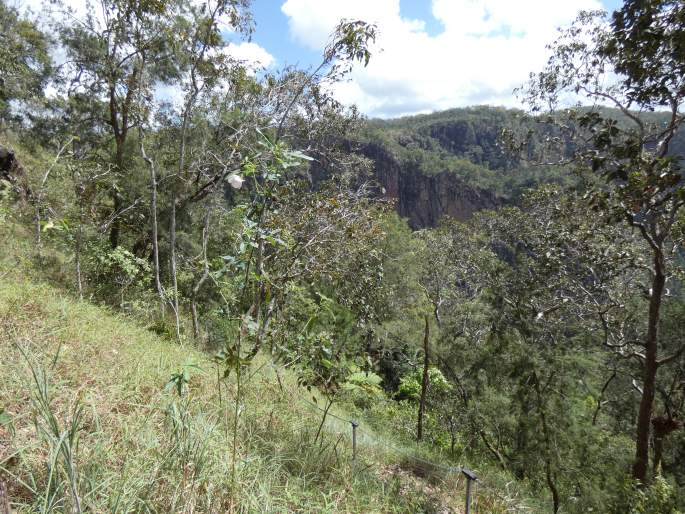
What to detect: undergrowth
<box><xmin>0</xmin><ymin>220</ymin><xmax>518</xmax><ymax>513</ymax></box>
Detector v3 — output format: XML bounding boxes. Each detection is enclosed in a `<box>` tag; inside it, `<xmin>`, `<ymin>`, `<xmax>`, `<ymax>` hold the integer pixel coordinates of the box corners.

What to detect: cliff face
<box><xmin>359</xmin><ymin>142</ymin><xmax>500</xmax><ymax>229</ymax></box>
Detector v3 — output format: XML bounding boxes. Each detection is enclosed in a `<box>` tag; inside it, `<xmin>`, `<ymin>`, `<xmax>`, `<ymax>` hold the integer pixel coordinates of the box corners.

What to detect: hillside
<box><xmin>2</xmin><ymin>1</ymin><xmax>685</xmax><ymax>512</ymax></box>
<box><xmin>347</xmin><ymin>106</ymin><xmax>685</xmax><ymax>228</ymax></box>
<box><xmin>0</xmin><ymin>223</ymin><xmax>522</xmax><ymax>513</ymax></box>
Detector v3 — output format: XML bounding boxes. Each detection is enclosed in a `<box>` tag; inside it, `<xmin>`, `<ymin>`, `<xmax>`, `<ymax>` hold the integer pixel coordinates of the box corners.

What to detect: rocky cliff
<box><xmin>359</xmin><ymin>142</ymin><xmax>500</xmax><ymax>229</ymax></box>
<box><xmin>341</xmin><ymin>105</ymin><xmax>685</xmax><ymax>229</ymax></box>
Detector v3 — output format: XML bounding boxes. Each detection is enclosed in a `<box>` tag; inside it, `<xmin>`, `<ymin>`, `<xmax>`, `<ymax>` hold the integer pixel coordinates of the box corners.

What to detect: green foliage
<box><xmin>91</xmin><ymin>245</ymin><xmax>151</xmax><ymax>305</ymax></box>
<box><xmin>397</xmin><ymin>367</ymin><xmax>451</xmax><ymax>402</ymax></box>
<box><xmin>612</xmin><ymin>475</ymin><xmax>682</xmax><ymax>514</ymax></box>
<box><xmin>166</xmin><ymin>361</ymin><xmax>202</xmax><ymax>397</ymax></box>
<box><xmin>0</xmin><ymin>0</ymin><xmax>52</xmax><ymax>125</ymax></box>
<box><xmin>342</xmin><ymin>369</ymin><xmax>384</xmax><ymax>408</ymax></box>
<box><xmin>1</xmin><ymin>264</ymin><xmax>485</xmax><ymax>513</ymax></box>
<box><xmin>3</xmin><ymin>0</ymin><xmax>685</xmax><ymax>511</ymax></box>
<box><xmin>360</xmin><ymin>105</ymin><xmax>578</xmax><ymax>199</ymax></box>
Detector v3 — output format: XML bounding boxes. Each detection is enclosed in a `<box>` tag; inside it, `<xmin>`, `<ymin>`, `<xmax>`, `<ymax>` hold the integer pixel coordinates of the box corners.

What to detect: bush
<box><xmin>89</xmin><ymin>244</ymin><xmax>151</xmax><ymax>306</ymax></box>
<box><xmin>611</xmin><ymin>475</ymin><xmax>682</xmax><ymax>514</ymax></box>
<box><xmin>396</xmin><ymin>367</ymin><xmax>451</xmax><ymax>401</ymax></box>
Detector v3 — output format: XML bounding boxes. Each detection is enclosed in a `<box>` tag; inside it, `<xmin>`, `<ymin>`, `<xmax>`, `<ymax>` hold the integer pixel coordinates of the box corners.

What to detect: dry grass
<box><xmin>0</xmin><ymin>214</ymin><xmax>521</xmax><ymax>512</ymax></box>
<box><xmin>0</xmin><ymin>264</ymin><xmax>471</xmax><ymax>512</ymax></box>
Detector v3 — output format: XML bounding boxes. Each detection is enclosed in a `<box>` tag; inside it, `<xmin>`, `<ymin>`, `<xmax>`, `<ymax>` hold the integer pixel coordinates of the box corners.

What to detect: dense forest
<box><xmin>0</xmin><ymin>0</ymin><xmax>684</xmax><ymax>512</ymax></box>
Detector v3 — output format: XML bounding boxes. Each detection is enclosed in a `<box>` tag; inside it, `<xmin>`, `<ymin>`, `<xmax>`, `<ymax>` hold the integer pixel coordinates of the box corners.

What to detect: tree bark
<box><xmin>651</xmin><ymin>416</ymin><xmax>683</xmax><ymax>475</ymax></box>
<box><xmin>191</xmin><ymin>207</ymin><xmax>211</xmax><ymax>340</ymax></box>
<box><xmin>75</xmin><ymin>197</ymin><xmax>84</xmax><ymax>300</ymax></box>
<box><xmin>592</xmin><ymin>370</ymin><xmax>616</xmax><ymax>426</ymax></box>
<box><xmin>0</xmin><ymin>478</ymin><xmax>10</xmax><ymax>514</ymax></box>
<box><xmin>135</xmin><ymin>56</ymin><xmax>164</xmax><ymax>314</ymax></box>
<box><xmin>169</xmin><ymin>190</ymin><xmax>181</xmax><ymax>340</ymax></box>
<box><xmin>632</xmin><ymin>248</ymin><xmax>665</xmax><ymax>483</ymax></box>
<box><xmin>109</xmin><ymin>138</ymin><xmax>126</xmax><ymax>249</ymax></box>
<box><xmin>479</xmin><ymin>430</ymin><xmax>508</xmax><ymax>471</ymax></box>
<box><xmin>140</xmin><ymin>138</ymin><xmax>164</xmax><ymax>311</ymax></box>
<box><xmin>108</xmin><ymin>62</ymin><xmax>138</xmax><ymax>249</ymax></box>
<box><xmin>417</xmin><ymin>314</ymin><xmax>430</xmax><ymax>442</ymax></box>
<box><xmin>533</xmin><ymin>372</ymin><xmax>560</xmax><ymax>514</ymax></box>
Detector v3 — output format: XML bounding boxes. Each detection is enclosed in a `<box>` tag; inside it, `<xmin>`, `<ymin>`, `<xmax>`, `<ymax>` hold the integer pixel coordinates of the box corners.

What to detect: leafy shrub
<box><xmin>89</xmin><ymin>244</ymin><xmax>151</xmax><ymax>306</ymax></box>
<box><xmin>396</xmin><ymin>367</ymin><xmax>451</xmax><ymax>401</ymax></box>
<box><xmin>611</xmin><ymin>475</ymin><xmax>682</xmax><ymax>514</ymax></box>
<box><xmin>343</xmin><ymin>369</ymin><xmax>384</xmax><ymax>408</ymax></box>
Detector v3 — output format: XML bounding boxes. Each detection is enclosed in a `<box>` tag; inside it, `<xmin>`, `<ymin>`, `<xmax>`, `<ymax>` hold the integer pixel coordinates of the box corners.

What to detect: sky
<box><xmin>18</xmin><ymin>0</ymin><xmax>625</xmax><ymax>119</ymax></box>
<box><xmin>244</xmin><ymin>0</ymin><xmax>624</xmax><ymax>118</ymax></box>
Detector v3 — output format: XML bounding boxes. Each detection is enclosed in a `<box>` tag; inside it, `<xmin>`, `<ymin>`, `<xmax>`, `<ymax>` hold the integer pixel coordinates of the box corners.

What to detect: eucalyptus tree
<box><xmin>460</xmin><ymin>192</ymin><xmax>650</xmax><ymax>512</ymax></box>
<box><xmin>56</xmin><ymin>0</ymin><xmax>182</xmax><ymax>248</ymax></box>
<box><xmin>0</xmin><ymin>0</ymin><xmax>52</xmax><ymax>129</ymax></box>
<box><xmin>144</xmin><ymin>0</ymin><xmax>251</xmax><ymax>337</ymax></box>
<box><xmin>521</xmin><ymin>0</ymin><xmax>685</xmax><ymax>483</ymax></box>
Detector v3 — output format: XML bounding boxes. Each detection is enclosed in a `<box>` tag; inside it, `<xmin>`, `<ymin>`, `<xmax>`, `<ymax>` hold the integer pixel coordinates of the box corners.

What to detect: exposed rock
<box><xmin>0</xmin><ymin>146</ymin><xmax>30</xmax><ymax>200</ymax></box>
<box><xmin>359</xmin><ymin>142</ymin><xmax>500</xmax><ymax>229</ymax></box>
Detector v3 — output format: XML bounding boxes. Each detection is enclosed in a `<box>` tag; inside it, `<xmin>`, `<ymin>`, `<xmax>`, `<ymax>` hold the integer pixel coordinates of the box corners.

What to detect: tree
<box><xmin>416</xmin><ymin>314</ymin><xmax>430</xmax><ymax>442</ymax></box>
<box><xmin>148</xmin><ymin>0</ymin><xmax>251</xmax><ymax>338</ymax></box>
<box><xmin>57</xmin><ymin>0</ymin><xmax>181</xmax><ymax>248</ymax></box>
<box><xmin>522</xmin><ymin>0</ymin><xmax>685</xmax><ymax>483</ymax></box>
<box><xmin>0</xmin><ymin>0</ymin><xmax>52</xmax><ymax>129</ymax></box>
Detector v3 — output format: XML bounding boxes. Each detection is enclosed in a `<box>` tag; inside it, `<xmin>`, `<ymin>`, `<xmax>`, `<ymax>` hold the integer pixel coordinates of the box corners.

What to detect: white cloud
<box><xmin>223</xmin><ymin>41</ymin><xmax>276</xmax><ymax>70</ymax></box>
<box><xmin>15</xmin><ymin>0</ymin><xmax>274</xmax><ymax>106</ymax></box>
<box><xmin>281</xmin><ymin>0</ymin><xmax>603</xmax><ymax>117</ymax></box>
<box><xmin>17</xmin><ymin>0</ymin><xmax>273</xmax><ymax>69</ymax></box>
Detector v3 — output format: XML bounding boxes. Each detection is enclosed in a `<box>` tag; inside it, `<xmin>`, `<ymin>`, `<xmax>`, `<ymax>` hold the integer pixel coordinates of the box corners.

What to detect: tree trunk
<box><xmin>0</xmin><ymin>478</ymin><xmax>10</xmax><ymax>514</ymax></box>
<box><xmin>480</xmin><ymin>430</ymin><xmax>508</xmax><ymax>471</ymax></box>
<box><xmin>314</xmin><ymin>398</ymin><xmax>334</xmax><ymax>444</ymax></box>
<box><xmin>651</xmin><ymin>416</ymin><xmax>683</xmax><ymax>475</ymax></box>
<box><xmin>632</xmin><ymin>249</ymin><xmax>665</xmax><ymax>483</ymax></box>
<box><xmin>449</xmin><ymin>416</ymin><xmax>456</xmax><ymax>456</ymax></box>
<box><xmin>169</xmin><ymin>71</ymin><xmax>197</xmax><ymax>341</ymax></box>
<box><xmin>533</xmin><ymin>372</ymin><xmax>560</xmax><ymax>514</ymax></box>
<box><xmin>139</xmin><ymin>134</ymin><xmax>164</xmax><ymax>311</ymax></box>
<box><xmin>592</xmin><ymin>370</ymin><xmax>616</xmax><ymax>426</ymax></box>
<box><xmin>75</xmin><ymin>199</ymin><xmax>84</xmax><ymax>300</ymax></box>
<box><xmin>109</xmin><ymin>141</ymin><xmax>125</xmax><ymax>248</ymax></box>
<box><xmin>34</xmin><ymin>205</ymin><xmax>42</xmax><ymax>253</ymax></box>
<box><xmin>109</xmin><ymin>191</ymin><xmax>122</xmax><ymax>248</ymax></box>
<box><xmin>191</xmin><ymin>207</ymin><xmax>211</xmax><ymax>340</ymax></box>
<box><xmin>169</xmin><ymin>190</ymin><xmax>181</xmax><ymax>340</ymax></box>
<box><xmin>150</xmin><ymin>163</ymin><xmax>163</xmax><ymax>311</ymax></box>
<box><xmin>417</xmin><ymin>314</ymin><xmax>430</xmax><ymax>442</ymax></box>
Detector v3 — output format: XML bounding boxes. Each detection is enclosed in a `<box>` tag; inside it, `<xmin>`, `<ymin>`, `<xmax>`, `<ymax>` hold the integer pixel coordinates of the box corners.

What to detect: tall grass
<box><xmin>0</xmin><ymin>224</ymin><xmax>519</xmax><ymax>512</ymax></box>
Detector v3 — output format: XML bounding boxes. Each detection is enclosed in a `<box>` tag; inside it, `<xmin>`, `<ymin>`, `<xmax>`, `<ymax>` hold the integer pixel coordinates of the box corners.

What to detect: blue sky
<box><xmin>249</xmin><ymin>0</ymin><xmax>623</xmax><ymax>69</ymax></box>
<box><xmin>21</xmin><ymin>0</ymin><xmax>624</xmax><ymax>118</ymax></box>
<box><xmin>239</xmin><ymin>0</ymin><xmax>625</xmax><ymax>118</ymax></box>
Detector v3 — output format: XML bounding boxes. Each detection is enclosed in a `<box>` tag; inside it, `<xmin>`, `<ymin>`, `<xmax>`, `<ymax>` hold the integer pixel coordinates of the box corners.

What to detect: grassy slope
<box><xmin>0</xmin><ymin>221</ymin><xmax>516</xmax><ymax>513</ymax></box>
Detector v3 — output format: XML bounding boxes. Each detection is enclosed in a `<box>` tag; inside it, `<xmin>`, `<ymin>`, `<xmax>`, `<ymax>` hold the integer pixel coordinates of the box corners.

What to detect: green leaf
<box><xmin>0</xmin><ymin>407</ymin><xmax>11</xmax><ymax>426</ymax></box>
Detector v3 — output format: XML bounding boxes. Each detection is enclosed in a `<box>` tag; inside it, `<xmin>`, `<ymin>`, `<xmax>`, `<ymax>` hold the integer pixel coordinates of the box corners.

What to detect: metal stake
<box><xmin>462</xmin><ymin>468</ymin><xmax>478</xmax><ymax>514</ymax></box>
<box><xmin>351</xmin><ymin>420</ymin><xmax>359</xmax><ymax>462</ymax></box>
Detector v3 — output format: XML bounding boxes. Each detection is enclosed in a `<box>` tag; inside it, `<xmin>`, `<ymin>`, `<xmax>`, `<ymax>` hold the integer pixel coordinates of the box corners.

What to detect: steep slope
<box><xmin>347</xmin><ymin>106</ymin><xmax>556</xmax><ymax>228</ymax></box>
<box><xmin>349</xmin><ymin>105</ymin><xmax>685</xmax><ymax>229</ymax></box>
<box><xmin>360</xmin><ymin>141</ymin><xmax>500</xmax><ymax>228</ymax></box>
<box><xmin>0</xmin><ymin>224</ymin><xmax>520</xmax><ymax>513</ymax></box>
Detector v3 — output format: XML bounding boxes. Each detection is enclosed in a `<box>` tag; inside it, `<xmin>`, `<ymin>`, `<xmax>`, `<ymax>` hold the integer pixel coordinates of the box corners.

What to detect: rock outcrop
<box><xmin>359</xmin><ymin>142</ymin><xmax>500</xmax><ymax>229</ymax></box>
<box><xmin>0</xmin><ymin>146</ymin><xmax>30</xmax><ymax>200</ymax></box>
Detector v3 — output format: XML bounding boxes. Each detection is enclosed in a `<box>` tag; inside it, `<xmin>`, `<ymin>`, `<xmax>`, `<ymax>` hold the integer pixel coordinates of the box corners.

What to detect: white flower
<box><xmin>227</xmin><ymin>174</ymin><xmax>244</xmax><ymax>189</ymax></box>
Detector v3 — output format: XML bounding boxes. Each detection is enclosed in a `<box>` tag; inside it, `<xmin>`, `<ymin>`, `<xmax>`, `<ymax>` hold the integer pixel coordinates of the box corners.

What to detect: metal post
<box><xmin>462</xmin><ymin>468</ymin><xmax>477</xmax><ymax>514</ymax></box>
<box><xmin>351</xmin><ymin>420</ymin><xmax>359</xmax><ymax>462</ymax></box>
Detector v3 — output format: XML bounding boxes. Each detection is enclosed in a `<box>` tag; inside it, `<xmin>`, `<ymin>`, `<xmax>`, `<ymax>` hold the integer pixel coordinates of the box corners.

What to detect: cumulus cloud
<box><xmin>281</xmin><ymin>0</ymin><xmax>603</xmax><ymax>117</ymax></box>
<box><xmin>223</xmin><ymin>41</ymin><xmax>276</xmax><ymax>70</ymax></box>
<box><xmin>16</xmin><ymin>0</ymin><xmax>274</xmax><ymax>105</ymax></box>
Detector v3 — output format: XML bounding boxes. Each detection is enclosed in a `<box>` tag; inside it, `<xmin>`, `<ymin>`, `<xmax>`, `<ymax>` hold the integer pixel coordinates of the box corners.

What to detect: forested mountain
<box><xmin>1</xmin><ymin>1</ymin><xmax>685</xmax><ymax>513</ymax></box>
<box><xmin>335</xmin><ymin>106</ymin><xmax>685</xmax><ymax>228</ymax></box>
